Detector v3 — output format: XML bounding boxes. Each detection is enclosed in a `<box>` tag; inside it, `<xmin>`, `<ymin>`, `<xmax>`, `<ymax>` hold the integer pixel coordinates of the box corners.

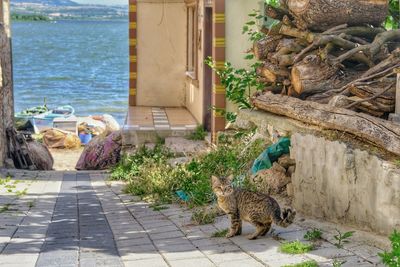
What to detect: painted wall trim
<box><xmin>129</xmin><ymin>0</ymin><xmax>137</xmax><ymax>106</ymax></box>
<box><xmin>212</xmin><ymin>0</ymin><xmax>226</xmax><ymax>142</ymax></box>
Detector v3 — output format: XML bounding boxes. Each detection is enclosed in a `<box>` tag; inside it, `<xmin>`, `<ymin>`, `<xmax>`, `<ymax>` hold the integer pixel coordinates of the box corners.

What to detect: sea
<box><xmin>12</xmin><ymin>20</ymin><xmax>129</xmax><ymax>124</ymax></box>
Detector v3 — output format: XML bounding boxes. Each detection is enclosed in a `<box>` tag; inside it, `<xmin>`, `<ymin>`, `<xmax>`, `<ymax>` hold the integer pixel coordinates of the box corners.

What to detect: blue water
<box><xmin>12</xmin><ymin>20</ymin><xmax>129</xmax><ymax>124</ymax></box>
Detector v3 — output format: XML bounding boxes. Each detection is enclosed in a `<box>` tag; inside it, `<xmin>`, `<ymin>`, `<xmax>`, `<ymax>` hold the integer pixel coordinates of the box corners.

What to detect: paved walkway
<box><xmin>0</xmin><ymin>170</ymin><xmax>389</xmax><ymax>267</ymax></box>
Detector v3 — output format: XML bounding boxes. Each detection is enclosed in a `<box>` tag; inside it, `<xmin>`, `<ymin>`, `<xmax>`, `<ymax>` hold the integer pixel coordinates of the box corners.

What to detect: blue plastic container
<box><xmin>79</xmin><ymin>133</ymin><xmax>92</xmax><ymax>145</ymax></box>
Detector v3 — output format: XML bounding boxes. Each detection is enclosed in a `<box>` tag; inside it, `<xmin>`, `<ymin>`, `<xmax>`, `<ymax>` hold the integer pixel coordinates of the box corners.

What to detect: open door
<box><xmin>203</xmin><ymin>6</ymin><xmax>213</xmax><ymax>131</ymax></box>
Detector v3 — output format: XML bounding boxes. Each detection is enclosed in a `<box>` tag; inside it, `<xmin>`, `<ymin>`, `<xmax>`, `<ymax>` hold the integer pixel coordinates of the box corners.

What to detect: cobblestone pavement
<box><xmin>0</xmin><ymin>170</ymin><xmax>389</xmax><ymax>267</ymax></box>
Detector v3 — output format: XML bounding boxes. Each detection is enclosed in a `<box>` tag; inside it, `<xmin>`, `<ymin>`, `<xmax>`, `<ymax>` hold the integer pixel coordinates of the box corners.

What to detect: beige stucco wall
<box><xmin>137</xmin><ymin>0</ymin><xmax>186</xmax><ymax>107</ymax></box>
<box><xmin>225</xmin><ymin>0</ymin><xmax>263</xmax><ymax>113</ymax></box>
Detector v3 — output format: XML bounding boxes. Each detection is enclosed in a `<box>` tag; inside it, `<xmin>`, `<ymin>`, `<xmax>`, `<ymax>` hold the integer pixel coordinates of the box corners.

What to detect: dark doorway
<box><xmin>203</xmin><ymin>7</ymin><xmax>213</xmax><ymax>131</ymax></box>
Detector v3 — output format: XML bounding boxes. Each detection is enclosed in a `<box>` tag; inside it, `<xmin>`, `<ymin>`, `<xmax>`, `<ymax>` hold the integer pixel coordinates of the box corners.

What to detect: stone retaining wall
<box><xmin>236</xmin><ymin>110</ymin><xmax>400</xmax><ymax>235</ymax></box>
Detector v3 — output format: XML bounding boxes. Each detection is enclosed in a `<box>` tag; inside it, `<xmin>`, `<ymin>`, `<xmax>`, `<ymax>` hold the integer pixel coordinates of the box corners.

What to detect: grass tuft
<box><xmin>211</xmin><ymin>229</ymin><xmax>229</xmax><ymax>238</ymax></box>
<box><xmin>282</xmin><ymin>260</ymin><xmax>319</xmax><ymax>267</ymax></box>
<box><xmin>279</xmin><ymin>240</ymin><xmax>314</xmax><ymax>254</ymax></box>
<box><xmin>304</xmin><ymin>228</ymin><xmax>323</xmax><ymax>241</ymax></box>
<box><xmin>187</xmin><ymin>125</ymin><xmax>207</xmax><ymax>141</ymax></box>
<box><xmin>191</xmin><ymin>207</ymin><xmax>217</xmax><ymax>225</ymax></box>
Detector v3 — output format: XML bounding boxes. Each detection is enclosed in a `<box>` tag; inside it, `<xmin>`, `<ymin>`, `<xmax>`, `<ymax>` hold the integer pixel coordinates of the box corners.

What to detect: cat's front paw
<box><xmin>225</xmin><ymin>231</ymin><xmax>236</xmax><ymax>238</ymax></box>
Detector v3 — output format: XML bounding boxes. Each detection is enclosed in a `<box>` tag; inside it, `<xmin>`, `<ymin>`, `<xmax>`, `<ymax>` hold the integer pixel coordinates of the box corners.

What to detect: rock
<box><xmin>287</xmin><ymin>165</ymin><xmax>296</xmax><ymax>177</ymax></box>
<box><xmin>75</xmin><ymin>130</ymin><xmax>122</xmax><ymax>170</ymax></box>
<box><xmin>4</xmin><ymin>158</ymin><xmax>15</xmax><ymax>169</ymax></box>
<box><xmin>27</xmin><ymin>140</ymin><xmax>54</xmax><ymax>170</ymax></box>
<box><xmin>278</xmin><ymin>154</ymin><xmax>296</xmax><ymax>169</ymax></box>
<box><xmin>165</xmin><ymin>137</ymin><xmax>208</xmax><ymax>155</ymax></box>
<box><xmin>251</xmin><ymin>163</ymin><xmax>291</xmax><ymax>195</ymax></box>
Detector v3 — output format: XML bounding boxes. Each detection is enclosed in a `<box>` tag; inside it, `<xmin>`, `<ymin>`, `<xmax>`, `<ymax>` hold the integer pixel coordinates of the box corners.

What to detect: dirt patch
<box><xmin>50</xmin><ymin>148</ymin><xmax>83</xmax><ymax>171</ymax></box>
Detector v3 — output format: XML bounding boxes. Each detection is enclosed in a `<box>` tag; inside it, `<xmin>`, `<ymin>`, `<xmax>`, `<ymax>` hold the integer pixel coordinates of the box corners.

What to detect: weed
<box><xmin>304</xmin><ymin>228</ymin><xmax>323</xmax><ymax>241</ymax></box>
<box><xmin>333</xmin><ymin>259</ymin><xmax>346</xmax><ymax>267</ymax></box>
<box><xmin>279</xmin><ymin>241</ymin><xmax>314</xmax><ymax>254</ymax></box>
<box><xmin>379</xmin><ymin>230</ymin><xmax>400</xmax><ymax>267</ymax></box>
<box><xmin>282</xmin><ymin>261</ymin><xmax>318</xmax><ymax>267</ymax></box>
<box><xmin>191</xmin><ymin>207</ymin><xmax>217</xmax><ymax>225</ymax></box>
<box><xmin>27</xmin><ymin>201</ymin><xmax>35</xmax><ymax>209</ymax></box>
<box><xmin>16</xmin><ymin>189</ymin><xmax>28</xmax><ymax>197</ymax></box>
<box><xmin>188</xmin><ymin>125</ymin><xmax>207</xmax><ymax>141</ymax></box>
<box><xmin>211</xmin><ymin>229</ymin><xmax>229</xmax><ymax>238</ymax></box>
<box><xmin>149</xmin><ymin>203</ymin><xmax>169</xmax><ymax>211</ymax></box>
<box><xmin>0</xmin><ymin>204</ymin><xmax>11</xmax><ymax>213</ymax></box>
<box><xmin>111</xmin><ymin>131</ymin><xmax>266</xmax><ymax>207</ymax></box>
<box><xmin>333</xmin><ymin>229</ymin><xmax>355</xmax><ymax>248</ymax></box>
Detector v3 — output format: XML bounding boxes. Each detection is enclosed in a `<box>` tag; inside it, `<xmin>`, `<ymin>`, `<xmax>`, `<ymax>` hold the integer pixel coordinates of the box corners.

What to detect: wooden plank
<box><xmin>253</xmin><ymin>93</ymin><xmax>400</xmax><ymax>156</ymax></box>
<box><xmin>395</xmin><ymin>68</ymin><xmax>400</xmax><ymax>114</ymax></box>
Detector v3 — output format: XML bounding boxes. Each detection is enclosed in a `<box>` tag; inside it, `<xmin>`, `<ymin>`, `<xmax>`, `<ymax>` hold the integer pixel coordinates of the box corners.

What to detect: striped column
<box><xmin>129</xmin><ymin>0</ymin><xmax>137</xmax><ymax>106</ymax></box>
<box><xmin>212</xmin><ymin>0</ymin><xmax>226</xmax><ymax>142</ymax></box>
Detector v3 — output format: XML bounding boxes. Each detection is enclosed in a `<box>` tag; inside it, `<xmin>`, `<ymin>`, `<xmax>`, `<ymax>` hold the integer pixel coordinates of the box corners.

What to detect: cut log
<box><xmin>253</xmin><ymin>93</ymin><xmax>400</xmax><ymax>156</ymax></box>
<box><xmin>286</xmin><ymin>0</ymin><xmax>388</xmax><ymax>31</ymax></box>
<box><xmin>291</xmin><ymin>55</ymin><xmax>339</xmax><ymax>95</ymax></box>
<box><xmin>257</xmin><ymin>62</ymin><xmax>290</xmax><ymax>83</ymax></box>
<box><xmin>253</xmin><ymin>35</ymin><xmax>282</xmax><ymax>60</ymax></box>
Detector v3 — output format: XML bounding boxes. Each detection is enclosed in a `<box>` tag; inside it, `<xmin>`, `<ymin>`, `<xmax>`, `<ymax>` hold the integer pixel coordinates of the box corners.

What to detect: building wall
<box><xmin>136</xmin><ymin>0</ymin><xmax>187</xmax><ymax>107</ymax></box>
<box><xmin>225</xmin><ymin>0</ymin><xmax>262</xmax><ymax>113</ymax></box>
<box><xmin>184</xmin><ymin>0</ymin><xmax>262</xmax><ymax>124</ymax></box>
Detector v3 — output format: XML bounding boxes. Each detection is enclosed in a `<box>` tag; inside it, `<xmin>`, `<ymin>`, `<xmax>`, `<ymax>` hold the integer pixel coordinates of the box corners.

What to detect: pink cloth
<box><xmin>76</xmin><ymin>131</ymin><xmax>122</xmax><ymax>170</ymax></box>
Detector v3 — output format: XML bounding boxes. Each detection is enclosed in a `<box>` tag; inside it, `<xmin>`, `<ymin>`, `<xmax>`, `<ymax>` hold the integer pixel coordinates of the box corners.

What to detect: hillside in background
<box><xmin>11</xmin><ymin>0</ymin><xmax>128</xmax><ymax>20</ymax></box>
<box><xmin>12</xmin><ymin>0</ymin><xmax>79</xmax><ymax>6</ymax></box>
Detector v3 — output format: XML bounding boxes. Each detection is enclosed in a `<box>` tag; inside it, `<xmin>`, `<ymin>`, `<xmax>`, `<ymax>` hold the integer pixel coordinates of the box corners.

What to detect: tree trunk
<box><xmin>0</xmin><ymin>0</ymin><xmax>14</xmax><ymax>167</ymax></box>
<box><xmin>253</xmin><ymin>93</ymin><xmax>400</xmax><ymax>156</ymax></box>
<box><xmin>287</xmin><ymin>0</ymin><xmax>388</xmax><ymax>31</ymax></box>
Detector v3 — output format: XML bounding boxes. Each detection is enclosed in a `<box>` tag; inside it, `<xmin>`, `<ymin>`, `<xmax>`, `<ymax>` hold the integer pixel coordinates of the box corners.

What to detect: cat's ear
<box><xmin>211</xmin><ymin>176</ymin><xmax>220</xmax><ymax>187</ymax></box>
<box><xmin>226</xmin><ymin>174</ymin><xmax>234</xmax><ymax>182</ymax></box>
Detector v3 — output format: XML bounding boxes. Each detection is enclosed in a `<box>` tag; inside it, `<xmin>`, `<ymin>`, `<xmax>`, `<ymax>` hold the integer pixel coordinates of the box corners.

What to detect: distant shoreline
<box><xmin>11</xmin><ymin>15</ymin><xmax>128</xmax><ymax>22</ymax></box>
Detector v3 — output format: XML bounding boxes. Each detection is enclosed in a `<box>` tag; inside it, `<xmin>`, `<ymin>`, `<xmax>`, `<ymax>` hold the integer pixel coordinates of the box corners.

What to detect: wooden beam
<box><xmin>253</xmin><ymin>93</ymin><xmax>400</xmax><ymax>156</ymax></box>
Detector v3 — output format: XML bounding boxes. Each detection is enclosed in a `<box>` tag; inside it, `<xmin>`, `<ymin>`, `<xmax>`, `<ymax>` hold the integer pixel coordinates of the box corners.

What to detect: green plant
<box><xmin>279</xmin><ymin>241</ymin><xmax>314</xmax><ymax>254</ymax></box>
<box><xmin>111</xmin><ymin>131</ymin><xmax>266</xmax><ymax>207</ymax></box>
<box><xmin>282</xmin><ymin>261</ymin><xmax>318</xmax><ymax>267</ymax></box>
<box><xmin>149</xmin><ymin>203</ymin><xmax>169</xmax><ymax>211</ymax></box>
<box><xmin>333</xmin><ymin>259</ymin><xmax>346</xmax><ymax>267</ymax></box>
<box><xmin>394</xmin><ymin>160</ymin><xmax>400</xmax><ymax>168</ymax></box>
<box><xmin>211</xmin><ymin>228</ymin><xmax>229</xmax><ymax>238</ymax></box>
<box><xmin>304</xmin><ymin>228</ymin><xmax>323</xmax><ymax>241</ymax></box>
<box><xmin>191</xmin><ymin>206</ymin><xmax>217</xmax><ymax>225</ymax></box>
<box><xmin>188</xmin><ymin>125</ymin><xmax>207</xmax><ymax>141</ymax></box>
<box><xmin>16</xmin><ymin>189</ymin><xmax>28</xmax><ymax>197</ymax></box>
<box><xmin>333</xmin><ymin>229</ymin><xmax>355</xmax><ymax>248</ymax></box>
<box><xmin>27</xmin><ymin>201</ymin><xmax>35</xmax><ymax>209</ymax></box>
<box><xmin>0</xmin><ymin>204</ymin><xmax>11</xmax><ymax>213</ymax></box>
<box><xmin>242</xmin><ymin>10</ymin><xmax>266</xmax><ymax>44</ymax></box>
<box><xmin>379</xmin><ymin>230</ymin><xmax>400</xmax><ymax>267</ymax></box>
<box><xmin>385</xmin><ymin>0</ymin><xmax>399</xmax><ymax>30</ymax></box>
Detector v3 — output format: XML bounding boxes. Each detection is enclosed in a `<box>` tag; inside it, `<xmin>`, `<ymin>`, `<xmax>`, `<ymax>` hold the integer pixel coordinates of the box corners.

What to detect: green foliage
<box><xmin>111</xmin><ymin>131</ymin><xmax>266</xmax><ymax>207</ymax></box>
<box><xmin>282</xmin><ymin>261</ymin><xmax>318</xmax><ymax>267</ymax></box>
<box><xmin>394</xmin><ymin>160</ymin><xmax>400</xmax><ymax>168</ymax></box>
<box><xmin>280</xmin><ymin>241</ymin><xmax>314</xmax><ymax>254</ymax></box>
<box><xmin>265</xmin><ymin>0</ymin><xmax>280</xmax><ymax>8</ymax></box>
<box><xmin>149</xmin><ymin>203</ymin><xmax>169</xmax><ymax>211</ymax></box>
<box><xmin>0</xmin><ymin>204</ymin><xmax>11</xmax><ymax>213</ymax></box>
<box><xmin>188</xmin><ymin>125</ymin><xmax>207</xmax><ymax>141</ymax></box>
<box><xmin>27</xmin><ymin>201</ymin><xmax>36</xmax><ymax>209</ymax></box>
<box><xmin>191</xmin><ymin>206</ymin><xmax>217</xmax><ymax>225</ymax></box>
<box><xmin>205</xmin><ymin>57</ymin><xmax>264</xmax><ymax>123</ymax></box>
<box><xmin>333</xmin><ymin>259</ymin><xmax>346</xmax><ymax>267</ymax></box>
<box><xmin>16</xmin><ymin>189</ymin><xmax>28</xmax><ymax>198</ymax></box>
<box><xmin>333</xmin><ymin>229</ymin><xmax>355</xmax><ymax>248</ymax></box>
<box><xmin>304</xmin><ymin>228</ymin><xmax>323</xmax><ymax>241</ymax></box>
<box><xmin>211</xmin><ymin>229</ymin><xmax>229</xmax><ymax>238</ymax></box>
<box><xmin>379</xmin><ymin>230</ymin><xmax>400</xmax><ymax>267</ymax></box>
<box><xmin>242</xmin><ymin>10</ymin><xmax>265</xmax><ymax>43</ymax></box>
<box><xmin>385</xmin><ymin>0</ymin><xmax>399</xmax><ymax>30</ymax></box>
<box><xmin>11</xmin><ymin>13</ymin><xmax>50</xmax><ymax>22</ymax></box>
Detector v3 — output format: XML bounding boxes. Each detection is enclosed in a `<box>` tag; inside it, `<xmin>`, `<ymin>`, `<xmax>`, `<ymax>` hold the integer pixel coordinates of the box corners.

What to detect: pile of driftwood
<box><xmin>255</xmin><ymin>0</ymin><xmax>400</xmax><ymax>118</ymax></box>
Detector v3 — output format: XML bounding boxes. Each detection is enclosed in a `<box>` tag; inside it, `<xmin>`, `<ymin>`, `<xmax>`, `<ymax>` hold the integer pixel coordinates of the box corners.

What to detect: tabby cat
<box><xmin>212</xmin><ymin>175</ymin><xmax>296</xmax><ymax>240</ymax></box>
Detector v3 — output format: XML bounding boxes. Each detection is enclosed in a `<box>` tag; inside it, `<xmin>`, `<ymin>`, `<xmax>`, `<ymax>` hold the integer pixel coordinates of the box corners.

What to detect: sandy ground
<box><xmin>50</xmin><ymin>148</ymin><xmax>84</xmax><ymax>171</ymax></box>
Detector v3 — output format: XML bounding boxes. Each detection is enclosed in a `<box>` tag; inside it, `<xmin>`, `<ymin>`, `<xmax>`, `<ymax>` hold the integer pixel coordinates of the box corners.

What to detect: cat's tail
<box><xmin>273</xmin><ymin>208</ymin><xmax>296</xmax><ymax>228</ymax></box>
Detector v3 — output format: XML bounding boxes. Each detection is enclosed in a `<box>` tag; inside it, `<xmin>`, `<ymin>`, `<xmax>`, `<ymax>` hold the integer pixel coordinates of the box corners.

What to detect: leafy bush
<box><xmin>188</xmin><ymin>125</ymin><xmax>207</xmax><ymax>141</ymax></box>
<box><xmin>304</xmin><ymin>228</ymin><xmax>323</xmax><ymax>241</ymax></box>
<box><xmin>279</xmin><ymin>241</ymin><xmax>314</xmax><ymax>254</ymax></box>
<box><xmin>111</xmin><ymin>131</ymin><xmax>266</xmax><ymax>206</ymax></box>
<box><xmin>379</xmin><ymin>230</ymin><xmax>400</xmax><ymax>267</ymax></box>
<box><xmin>385</xmin><ymin>0</ymin><xmax>399</xmax><ymax>30</ymax></box>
